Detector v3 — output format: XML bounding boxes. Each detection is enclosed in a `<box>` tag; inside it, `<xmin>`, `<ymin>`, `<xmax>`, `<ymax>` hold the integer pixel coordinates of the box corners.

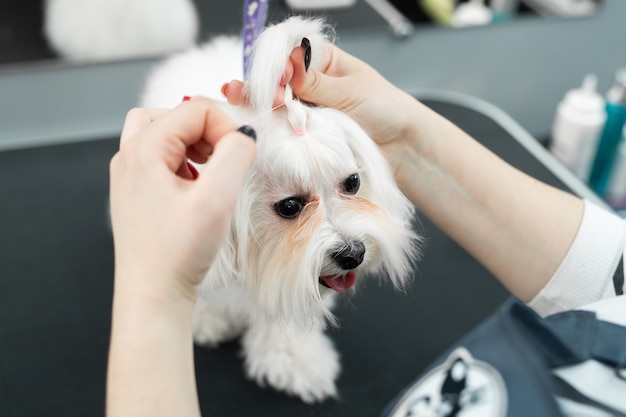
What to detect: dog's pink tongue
<box><xmin>320</xmin><ymin>271</ymin><xmax>356</xmax><ymax>293</ymax></box>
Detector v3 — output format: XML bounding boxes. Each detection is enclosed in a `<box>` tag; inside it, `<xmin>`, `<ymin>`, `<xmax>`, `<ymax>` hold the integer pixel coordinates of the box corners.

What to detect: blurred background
<box><xmin>4</xmin><ymin>0</ymin><xmax>624</xmax><ymax>206</ymax></box>
<box><xmin>0</xmin><ymin>0</ymin><xmax>604</xmax><ymax>65</ymax></box>
<box><xmin>0</xmin><ymin>0</ymin><xmax>613</xmax><ymax>145</ymax></box>
<box><xmin>1</xmin><ymin>2</ymin><xmax>624</xmax><ymax>416</ymax></box>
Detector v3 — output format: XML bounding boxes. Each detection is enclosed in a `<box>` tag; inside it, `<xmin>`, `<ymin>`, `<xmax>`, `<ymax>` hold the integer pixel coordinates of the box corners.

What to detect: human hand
<box><xmin>109</xmin><ymin>97</ymin><xmax>256</xmax><ymax>307</ymax></box>
<box><xmin>222</xmin><ymin>43</ymin><xmax>421</xmax><ymax>172</ymax></box>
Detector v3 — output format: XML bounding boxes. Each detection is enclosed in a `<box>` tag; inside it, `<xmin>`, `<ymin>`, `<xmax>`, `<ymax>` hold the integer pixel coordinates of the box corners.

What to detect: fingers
<box><xmin>323</xmin><ymin>45</ymin><xmax>366</xmax><ymax>76</ymax></box>
<box><xmin>223</xmin><ymin>47</ymin><xmax>336</xmax><ymax>109</ymax></box>
<box><xmin>223</xmin><ymin>43</ymin><xmax>362</xmax><ymax>112</ymax></box>
<box><xmin>138</xmin><ymin>98</ymin><xmax>239</xmax><ymax>174</ymax></box>
<box><xmin>222</xmin><ymin>81</ymin><xmax>246</xmax><ymax>106</ymax></box>
<box><xmin>195</xmin><ymin>130</ymin><xmax>257</xmax><ymax>210</ymax></box>
<box><xmin>151</xmin><ymin>97</ymin><xmax>237</xmax><ymax>147</ymax></box>
<box><xmin>224</xmin><ymin>80</ymin><xmax>286</xmax><ymax>109</ymax></box>
<box><xmin>185</xmin><ymin>145</ymin><xmax>208</xmax><ymax>164</ymax></box>
<box><xmin>120</xmin><ymin>108</ymin><xmax>167</xmax><ymax>147</ymax></box>
<box><xmin>288</xmin><ymin>44</ymin><xmax>370</xmax><ymax>112</ymax></box>
<box><xmin>118</xmin><ymin>98</ymin><xmax>245</xmax><ymax>180</ymax></box>
<box><xmin>287</xmin><ymin>47</ymin><xmax>307</xmax><ymax>93</ymax></box>
<box><xmin>223</xmin><ymin>51</ymin><xmax>295</xmax><ymax>107</ymax></box>
<box><xmin>289</xmin><ymin>48</ymin><xmax>346</xmax><ymax>109</ymax></box>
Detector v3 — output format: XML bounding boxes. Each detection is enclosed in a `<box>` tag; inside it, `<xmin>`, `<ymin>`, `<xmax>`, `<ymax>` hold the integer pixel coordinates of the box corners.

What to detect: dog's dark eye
<box><xmin>342</xmin><ymin>173</ymin><xmax>360</xmax><ymax>195</ymax></box>
<box><xmin>274</xmin><ymin>197</ymin><xmax>305</xmax><ymax>219</ymax></box>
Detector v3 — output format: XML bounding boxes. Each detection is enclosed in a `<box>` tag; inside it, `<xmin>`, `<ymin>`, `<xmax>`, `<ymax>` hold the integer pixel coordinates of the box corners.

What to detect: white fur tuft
<box><xmin>245</xmin><ymin>16</ymin><xmax>334</xmax><ymax>111</ymax></box>
<box><xmin>284</xmin><ymin>85</ymin><xmax>308</xmax><ymax>135</ymax></box>
<box><xmin>140</xmin><ymin>36</ymin><xmax>242</xmax><ymax>108</ymax></box>
<box><xmin>44</xmin><ymin>0</ymin><xmax>199</xmax><ymax>62</ymax></box>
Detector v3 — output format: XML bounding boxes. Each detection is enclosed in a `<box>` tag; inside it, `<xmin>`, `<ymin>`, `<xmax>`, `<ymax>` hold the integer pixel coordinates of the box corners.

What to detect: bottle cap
<box><xmin>606</xmin><ymin>68</ymin><xmax>626</xmax><ymax>105</ymax></box>
<box><xmin>563</xmin><ymin>73</ymin><xmax>604</xmax><ymax>114</ymax></box>
<box><xmin>451</xmin><ymin>0</ymin><xmax>492</xmax><ymax>27</ymax></box>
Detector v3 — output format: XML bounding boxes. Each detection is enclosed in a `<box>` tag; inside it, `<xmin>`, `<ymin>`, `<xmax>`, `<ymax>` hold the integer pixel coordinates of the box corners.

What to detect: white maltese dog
<box><xmin>140</xmin><ymin>16</ymin><xmax>421</xmax><ymax>404</ymax></box>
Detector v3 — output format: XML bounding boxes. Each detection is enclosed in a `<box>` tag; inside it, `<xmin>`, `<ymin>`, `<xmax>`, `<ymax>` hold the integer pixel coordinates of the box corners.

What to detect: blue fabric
<box><xmin>382</xmin><ymin>297</ymin><xmax>626</xmax><ymax>417</ymax></box>
<box><xmin>545</xmin><ymin>309</ymin><xmax>626</xmax><ymax>368</ymax></box>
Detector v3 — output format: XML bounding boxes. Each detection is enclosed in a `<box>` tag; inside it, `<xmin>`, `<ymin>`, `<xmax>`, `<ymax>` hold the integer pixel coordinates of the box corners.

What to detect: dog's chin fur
<box><xmin>141</xmin><ymin>16</ymin><xmax>421</xmax><ymax>404</ymax></box>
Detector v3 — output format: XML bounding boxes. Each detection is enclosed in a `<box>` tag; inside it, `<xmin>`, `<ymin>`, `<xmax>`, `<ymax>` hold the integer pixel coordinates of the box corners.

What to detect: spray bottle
<box><xmin>606</xmin><ymin>124</ymin><xmax>626</xmax><ymax>210</ymax></box>
<box><xmin>550</xmin><ymin>74</ymin><xmax>606</xmax><ymax>180</ymax></box>
<box><xmin>450</xmin><ymin>0</ymin><xmax>492</xmax><ymax>27</ymax></box>
<box><xmin>588</xmin><ymin>68</ymin><xmax>626</xmax><ymax>197</ymax></box>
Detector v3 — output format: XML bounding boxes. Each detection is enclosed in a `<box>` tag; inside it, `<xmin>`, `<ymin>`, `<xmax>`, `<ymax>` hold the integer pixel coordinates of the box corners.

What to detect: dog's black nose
<box><xmin>332</xmin><ymin>241</ymin><xmax>366</xmax><ymax>270</ymax></box>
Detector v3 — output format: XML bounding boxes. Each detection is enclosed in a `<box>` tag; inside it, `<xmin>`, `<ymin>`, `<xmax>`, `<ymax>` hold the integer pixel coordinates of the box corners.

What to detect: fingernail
<box><xmin>220</xmin><ymin>83</ymin><xmax>228</xmax><ymax>97</ymax></box>
<box><xmin>186</xmin><ymin>161</ymin><xmax>199</xmax><ymax>180</ymax></box>
<box><xmin>301</xmin><ymin>38</ymin><xmax>311</xmax><ymax>71</ymax></box>
<box><xmin>237</xmin><ymin>125</ymin><xmax>257</xmax><ymax>142</ymax></box>
<box><xmin>182</xmin><ymin>95</ymin><xmax>191</xmax><ymax>102</ymax></box>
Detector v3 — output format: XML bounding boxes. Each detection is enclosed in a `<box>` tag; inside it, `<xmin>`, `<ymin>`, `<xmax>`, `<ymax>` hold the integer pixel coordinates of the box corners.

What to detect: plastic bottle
<box><xmin>588</xmin><ymin>68</ymin><xmax>626</xmax><ymax>197</ymax></box>
<box><xmin>450</xmin><ymin>0</ymin><xmax>492</xmax><ymax>27</ymax></box>
<box><xmin>606</xmin><ymin>124</ymin><xmax>626</xmax><ymax>210</ymax></box>
<box><xmin>550</xmin><ymin>74</ymin><xmax>606</xmax><ymax>180</ymax></box>
<box><xmin>490</xmin><ymin>0</ymin><xmax>517</xmax><ymax>23</ymax></box>
<box><xmin>285</xmin><ymin>0</ymin><xmax>356</xmax><ymax>8</ymax></box>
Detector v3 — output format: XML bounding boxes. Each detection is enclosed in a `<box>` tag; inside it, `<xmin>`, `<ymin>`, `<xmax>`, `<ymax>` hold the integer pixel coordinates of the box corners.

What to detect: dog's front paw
<box><xmin>242</xmin><ymin>327</ymin><xmax>340</xmax><ymax>403</ymax></box>
<box><xmin>192</xmin><ymin>295</ymin><xmax>246</xmax><ymax>347</ymax></box>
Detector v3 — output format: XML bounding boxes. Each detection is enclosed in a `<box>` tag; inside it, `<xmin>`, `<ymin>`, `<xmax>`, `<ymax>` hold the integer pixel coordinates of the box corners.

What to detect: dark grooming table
<box><xmin>0</xmin><ymin>99</ymin><xmax>578</xmax><ymax>417</ymax></box>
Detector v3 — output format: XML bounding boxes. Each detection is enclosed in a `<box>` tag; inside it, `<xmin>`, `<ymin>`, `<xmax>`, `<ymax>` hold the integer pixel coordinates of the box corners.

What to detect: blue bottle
<box><xmin>588</xmin><ymin>69</ymin><xmax>626</xmax><ymax>197</ymax></box>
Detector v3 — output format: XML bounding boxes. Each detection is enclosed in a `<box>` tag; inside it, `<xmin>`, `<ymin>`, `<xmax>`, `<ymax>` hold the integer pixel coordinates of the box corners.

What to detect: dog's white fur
<box><xmin>44</xmin><ymin>0</ymin><xmax>198</xmax><ymax>61</ymax></box>
<box><xmin>140</xmin><ymin>16</ymin><xmax>421</xmax><ymax>403</ymax></box>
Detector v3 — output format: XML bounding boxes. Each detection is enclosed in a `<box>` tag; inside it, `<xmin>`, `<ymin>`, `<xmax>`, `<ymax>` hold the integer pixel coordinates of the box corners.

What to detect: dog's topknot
<box><xmin>244</xmin><ymin>16</ymin><xmax>335</xmax><ymax>112</ymax></box>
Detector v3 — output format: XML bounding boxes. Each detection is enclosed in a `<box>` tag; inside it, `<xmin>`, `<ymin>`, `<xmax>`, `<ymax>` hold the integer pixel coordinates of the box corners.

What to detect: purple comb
<box><xmin>242</xmin><ymin>0</ymin><xmax>269</xmax><ymax>80</ymax></box>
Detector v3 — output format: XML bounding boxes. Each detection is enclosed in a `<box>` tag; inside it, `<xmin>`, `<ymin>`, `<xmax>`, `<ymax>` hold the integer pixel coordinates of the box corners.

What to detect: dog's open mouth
<box><xmin>319</xmin><ymin>271</ymin><xmax>356</xmax><ymax>293</ymax></box>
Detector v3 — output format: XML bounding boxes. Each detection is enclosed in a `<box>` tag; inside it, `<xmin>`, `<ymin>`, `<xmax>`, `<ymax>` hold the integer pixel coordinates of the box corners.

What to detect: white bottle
<box><xmin>550</xmin><ymin>74</ymin><xmax>607</xmax><ymax>180</ymax></box>
<box><xmin>285</xmin><ymin>0</ymin><xmax>356</xmax><ymax>9</ymax></box>
<box><xmin>606</xmin><ymin>124</ymin><xmax>626</xmax><ymax>210</ymax></box>
<box><xmin>451</xmin><ymin>0</ymin><xmax>492</xmax><ymax>27</ymax></box>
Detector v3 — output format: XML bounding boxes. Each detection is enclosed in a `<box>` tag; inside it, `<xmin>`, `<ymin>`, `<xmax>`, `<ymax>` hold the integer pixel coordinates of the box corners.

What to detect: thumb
<box><xmin>293</xmin><ymin>68</ymin><xmax>347</xmax><ymax>110</ymax></box>
<box><xmin>194</xmin><ymin>130</ymin><xmax>257</xmax><ymax>213</ymax></box>
<box><xmin>289</xmin><ymin>47</ymin><xmax>348</xmax><ymax>111</ymax></box>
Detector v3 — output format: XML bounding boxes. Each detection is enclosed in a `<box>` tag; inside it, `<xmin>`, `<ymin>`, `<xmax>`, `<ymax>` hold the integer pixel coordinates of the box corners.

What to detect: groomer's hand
<box><xmin>109</xmin><ymin>97</ymin><xmax>256</xmax><ymax>306</ymax></box>
<box><xmin>222</xmin><ymin>44</ymin><xmax>419</xmax><ymax>155</ymax></box>
<box><xmin>108</xmin><ymin>97</ymin><xmax>256</xmax><ymax>417</ymax></box>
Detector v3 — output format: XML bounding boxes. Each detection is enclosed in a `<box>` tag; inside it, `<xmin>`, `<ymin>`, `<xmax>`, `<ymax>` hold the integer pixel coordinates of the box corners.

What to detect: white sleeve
<box><xmin>528</xmin><ymin>199</ymin><xmax>626</xmax><ymax>317</ymax></box>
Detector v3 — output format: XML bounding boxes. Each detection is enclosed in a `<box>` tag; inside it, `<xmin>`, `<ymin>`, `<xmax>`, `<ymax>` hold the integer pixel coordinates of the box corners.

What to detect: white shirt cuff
<box><xmin>528</xmin><ymin>199</ymin><xmax>626</xmax><ymax>316</ymax></box>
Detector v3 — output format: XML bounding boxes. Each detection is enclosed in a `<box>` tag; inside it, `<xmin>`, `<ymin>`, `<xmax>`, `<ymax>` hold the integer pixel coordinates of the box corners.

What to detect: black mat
<box><xmin>0</xmin><ymin>100</ymin><xmax>569</xmax><ymax>416</ymax></box>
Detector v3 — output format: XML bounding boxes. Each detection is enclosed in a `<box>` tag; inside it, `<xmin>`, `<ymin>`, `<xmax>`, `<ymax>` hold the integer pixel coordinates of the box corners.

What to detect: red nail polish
<box><xmin>182</xmin><ymin>96</ymin><xmax>191</xmax><ymax>102</ymax></box>
<box><xmin>187</xmin><ymin>161</ymin><xmax>199</xmax><ymax>180</ymax></box>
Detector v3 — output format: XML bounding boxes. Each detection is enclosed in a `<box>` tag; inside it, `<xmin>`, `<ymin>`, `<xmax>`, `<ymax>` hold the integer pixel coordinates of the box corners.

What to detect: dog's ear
<box><xmin>245</xmin><ymin>16</ymin><xmax>334</xmax><ymax>111</ymax></box>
